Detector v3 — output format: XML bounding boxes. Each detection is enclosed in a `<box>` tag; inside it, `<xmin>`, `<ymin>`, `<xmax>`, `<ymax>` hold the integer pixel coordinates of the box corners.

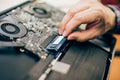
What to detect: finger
<box><xmin>67</xmin><ymin>26</ymin><xmax>100</xmax><ymax>42</ymax></box>
<box><xmin>63</xmin><ymin>9</ymin><xmax>102</xmax><ymax>36</ymax></box>
<box><xmin>59</xmin><ymin>4</ymin><xmax>90</xmax><ymax>34</ymax></box>
<box><xmin>59</xmin><ymin>14</ymin><xmax>73</xmax><ymax>34</ymax></box>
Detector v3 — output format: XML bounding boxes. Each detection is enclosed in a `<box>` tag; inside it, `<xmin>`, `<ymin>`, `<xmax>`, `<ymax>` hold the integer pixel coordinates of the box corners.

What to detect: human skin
<box><xmin>59</xmin><ymin>0</ymin><xmax>116</xmax><ymax>42</ymax></box>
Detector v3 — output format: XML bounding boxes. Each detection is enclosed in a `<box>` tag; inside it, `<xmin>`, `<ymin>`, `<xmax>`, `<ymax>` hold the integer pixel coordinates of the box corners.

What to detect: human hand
<box><xmin>59</xmin><ymin>0</ymin><xmax>116</xmax><ymax>42</ymax></box>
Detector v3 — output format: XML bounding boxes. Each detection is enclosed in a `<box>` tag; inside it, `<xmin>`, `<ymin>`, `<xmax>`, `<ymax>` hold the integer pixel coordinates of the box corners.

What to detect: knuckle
<box><xmin>91</xmin><ymin>7</ymin><xmax>104</xmax><ymax>18</ymax></box>
<box><xmin>61</xmin><ymin>26</ymin><xmax>65</xmax><ymax>30</ymax></box>
<box><xmin>60</xmin><ymin>23</ymin><xmax>64</xmax><ymax>29</ymax></box>
<box><xmin>68</xmin><ymin>8</ymin><xmax>76</xmax><ymax>16</ymax></box>
<box><xmin>65</xmin><ymin>24</ymin><xmax>70</xmax><ymax>31</ymax></box>
<box><xmin>60</xmin><ymin>22</ymin><xmax>67</xmax><ymax>29</ymax></box>
<box><xmin>97</xmin><ymin>8</ymin><xmax>103</xmax><ymax>13</ymax></box>
<box><xmin>60</xmin><ymin>21</ymin><xmax>64</xmax><ymax>27</ymax></box>
<box><xmin>95</xmin><ymin>7</ymin><xmax>104</xmax><ymax>14</ymax></box>
<box><xmin>73</xmin><ymin>14</ymin><xmax>82</xmax><ymax>21</ymax></box>
<box><xmin>65</xmin><ymin>24</ymin><xmax>74</xmax><ymax>34</ymax></box>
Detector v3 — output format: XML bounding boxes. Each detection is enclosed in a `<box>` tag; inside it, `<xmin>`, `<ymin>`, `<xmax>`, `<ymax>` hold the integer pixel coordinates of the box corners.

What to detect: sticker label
<box><xmin>53</xmin><ymin>36</ymin><xmax>64</xmax><ymax>44</ymax></box>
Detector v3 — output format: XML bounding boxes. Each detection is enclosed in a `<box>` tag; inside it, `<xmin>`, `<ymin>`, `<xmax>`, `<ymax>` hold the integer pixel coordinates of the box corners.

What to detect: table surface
<box><xmin>109</xmin><ymin>35</ymin><xmax>120</xmax><ymax>80</ymax></box>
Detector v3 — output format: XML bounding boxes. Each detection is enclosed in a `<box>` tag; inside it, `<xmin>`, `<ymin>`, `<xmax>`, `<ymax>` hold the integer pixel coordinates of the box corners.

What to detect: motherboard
<box><xmin>0</xmin><ymin>1</ymin><xmax>66</xmax><ymax>59</ymax></box>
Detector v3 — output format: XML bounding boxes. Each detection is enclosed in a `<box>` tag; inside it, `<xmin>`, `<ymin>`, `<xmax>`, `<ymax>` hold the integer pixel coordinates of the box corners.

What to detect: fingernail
<box><xmin>63</xmin><ymin>31</ymin><xmax>68</xmax><ymax>37</ymax></box>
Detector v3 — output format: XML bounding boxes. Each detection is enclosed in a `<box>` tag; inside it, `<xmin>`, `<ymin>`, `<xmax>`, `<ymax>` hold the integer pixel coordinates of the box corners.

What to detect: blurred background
<box><xmin>0</xmin><ymin>0</ymin><xmax>120</xmax><ymax>80</ymax></box>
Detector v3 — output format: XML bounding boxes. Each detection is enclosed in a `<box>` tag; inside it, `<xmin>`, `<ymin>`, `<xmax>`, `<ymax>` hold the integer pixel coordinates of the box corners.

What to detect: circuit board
<box><xmin>0</xmin><ymin>2</ymin><xmax>65</xmax><ymax>59</ymax></box>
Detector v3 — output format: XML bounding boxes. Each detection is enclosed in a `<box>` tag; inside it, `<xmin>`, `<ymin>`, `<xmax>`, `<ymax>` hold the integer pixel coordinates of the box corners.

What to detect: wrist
<box><xmin>107</xmin><ymin>6</ymin><xmax>116</xmax><ymax>29</ymax></box>
<box><xmin>102</xmin><ymin>5</ymin><xmax>116</xmax><ymax>34</ymax></box>
<box><xmin>107</xmin><ymin>5</ymin><xmax>120</xmax><ymax>34</ymax></box>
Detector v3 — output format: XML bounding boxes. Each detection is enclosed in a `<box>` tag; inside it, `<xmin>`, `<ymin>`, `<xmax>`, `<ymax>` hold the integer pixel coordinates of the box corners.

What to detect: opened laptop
<box><xmin>0</xmin><ymin>0</ymin><xmax>116</xmax><ymax>80</ymax></box>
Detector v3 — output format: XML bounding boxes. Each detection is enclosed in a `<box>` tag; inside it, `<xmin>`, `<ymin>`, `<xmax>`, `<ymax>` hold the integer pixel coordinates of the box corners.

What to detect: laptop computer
<box><xmin>0</xmin><ymin>0</ymin><xmax>116</xmax><ymax>80</ymax></box>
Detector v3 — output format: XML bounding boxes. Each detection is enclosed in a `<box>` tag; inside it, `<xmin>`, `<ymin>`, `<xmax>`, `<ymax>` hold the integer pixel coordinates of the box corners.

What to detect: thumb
<box><xmin>68</xmin><ymin>27</ymin><xmax>99</xmax><ymax>42</ymax></box>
